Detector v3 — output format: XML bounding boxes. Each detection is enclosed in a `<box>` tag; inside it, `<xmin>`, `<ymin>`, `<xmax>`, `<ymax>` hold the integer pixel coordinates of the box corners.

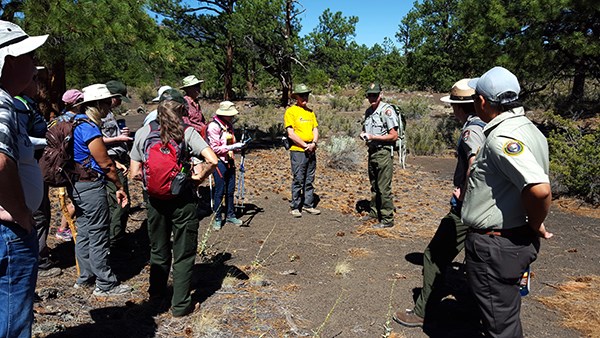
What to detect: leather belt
<box><xmin>469</xmin><ymin>226</ymin><xmax>533</xmax><ymax>237</ymax></box>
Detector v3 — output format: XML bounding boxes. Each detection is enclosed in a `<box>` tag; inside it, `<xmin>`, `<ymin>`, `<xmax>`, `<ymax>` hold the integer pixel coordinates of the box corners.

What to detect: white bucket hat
<box><xmin>75</xmin><ymin>84</ymin><xmax>120</xmax><ymax>106</ymax></box>
<box><xmin>215</xmin><ymin>101</ymin><xmax>239</xmax><ymax>116</ymax></box>
<box><xmin>440</xmin><ymin>79</ymin><xmax>475</xmax><ymax>104</ymax></box>
<box><xmin>152</xmin><ymin>85</ymin><xmax>173</xmax><ymax>102</ymax></box>
<box><xmin>179</xmin><ymin>75</ymin><xmax>204</xmax><ymax>88</ymax></box>
<box><xmin>0</xmin><ymin>20</ymin><xmax>48</xmax><ymax>74</ymax></box>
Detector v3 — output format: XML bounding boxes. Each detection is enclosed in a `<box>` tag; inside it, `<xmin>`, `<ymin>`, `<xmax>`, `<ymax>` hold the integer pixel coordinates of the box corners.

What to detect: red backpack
<box><xmin>39</xmin><ymin>118</ymin><xmax>96</xmax><ymax>187</ymax></box>
<box><xmin>142</xmin><ymin>121</ymin><xmax>191</xmax><ymax>199</ymax></box>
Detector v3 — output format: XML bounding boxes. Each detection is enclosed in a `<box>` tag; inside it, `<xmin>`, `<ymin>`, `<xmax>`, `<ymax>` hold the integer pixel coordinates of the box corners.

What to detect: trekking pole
<box><xmin>235</xmin><ymin>128</ymin><xmax>248</xmax><ymax>212</ymax></box>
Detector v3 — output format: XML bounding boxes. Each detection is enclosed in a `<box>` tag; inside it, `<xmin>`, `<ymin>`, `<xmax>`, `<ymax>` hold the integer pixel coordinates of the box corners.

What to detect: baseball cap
<box><xmin>152</xmin><ymin>85</ymin><xmax>172</xmax><ymax>102</ymax></box>
<box><xmin>159</xmin><ymin>88</ymin><xmax>186</xmax><ymax>105</ymax></box>
<box><xmin>105</xmin><ymin>80</ymin><xmax>131</xmax><ymax>102</ymax></box>
<box><xmin>62</xmin><ymin>89</ymin><xmax>83</xmax><ymax>105</ymax></box>
<box><xmin>468</xmin><ymin>67</ymin><xmax>520</xmax><ymax>104</ymax></box>
<box><xmin>366</xmin><ymin>82</ymin><xmax>382</xmax><ymax>94</ymax></box>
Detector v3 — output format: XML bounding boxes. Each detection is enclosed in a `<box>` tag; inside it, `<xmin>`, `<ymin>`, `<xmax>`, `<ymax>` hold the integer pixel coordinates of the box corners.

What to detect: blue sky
<box><xmin>297</xmin><ymin>0</ymin><xmax>415</xmax><ymax>47</ymax></box>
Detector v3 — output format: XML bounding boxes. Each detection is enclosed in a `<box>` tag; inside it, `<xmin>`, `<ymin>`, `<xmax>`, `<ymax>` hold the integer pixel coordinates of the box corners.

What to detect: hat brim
<box><xmin>151</xmin><ymin>96</ymin><xmax>160</xmax><ymax>103</ymax></box>
<box><xmin>467</xmin><ymin>78</ymin><xmax>479</xmax><ymax>90</ymax></box>
<box><xmin>179</xmin><ymin>79</ymin><xmax>204</xmax><ymax>89</ymax></box>
<box><xmin>366</xmin><ymin>90</ymin><xmax>381</xmax><ymax>95</ymax></box>
<box><xmin>4</xmin><ymin>34</ymin><xmax>49</xmax><ymax>58</ymax></box>
<box><xmin>440</xmin><ymin>95</ymin><xmax>474</xmax><ymax>104</ymax></box>
<box><xmin>215</xmin><ymin>109</ymin><xmax>239</xmax><ymax>116</ymax></box>
<box><xmin>292</xmin><ymin>90</ymin><xmax>311</xmax><ymax>95</ymax></box>
<box><xmin>118</xmin><ymin>95</ymin><xmax>131</xmax><ymax>103</ymax></box>
<box><xmin>74</xmin><ymin>93</ymin><xmax>121</xmax><ymax>107</ymax></box>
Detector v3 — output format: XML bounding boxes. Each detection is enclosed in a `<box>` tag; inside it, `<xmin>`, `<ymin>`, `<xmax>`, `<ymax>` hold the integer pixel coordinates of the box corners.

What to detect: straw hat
<box><xmin>215</xmin><ymin>101</ymin><xmax>239</xmax><ymax>116</ymax></box>
<box><xmin>440</xmin><ymin>79</ymin><xmax>475</xmax><ymax>104</ymax></box>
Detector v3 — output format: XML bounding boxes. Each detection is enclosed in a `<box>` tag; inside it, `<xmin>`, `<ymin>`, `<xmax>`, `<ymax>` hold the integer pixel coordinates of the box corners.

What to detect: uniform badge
<box><xmin>503</xmin><ymin>140</ymin><xmax>524</xmax><ymax>156</ymax></box>
<box><xmin>385</xmin><ymin>109</ymin><xmax>393</xmax><ymax>117</ymax></box>
<box><xmin>462</xmin><ymin>130</ymin><xmax>471</xmax><ymax>142</ymax></box>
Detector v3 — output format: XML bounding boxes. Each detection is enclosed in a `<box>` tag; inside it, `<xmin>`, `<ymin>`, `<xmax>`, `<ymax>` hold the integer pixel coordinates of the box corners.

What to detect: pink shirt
<box><xmin>182</xmin><ymin>95</ymin><xmax>206</xmax><ymax>133</ymax></box>
<box><xmin>207</xmin><ymin>116</ymin><xmax>235</xmax><ymax>162</ymax></box>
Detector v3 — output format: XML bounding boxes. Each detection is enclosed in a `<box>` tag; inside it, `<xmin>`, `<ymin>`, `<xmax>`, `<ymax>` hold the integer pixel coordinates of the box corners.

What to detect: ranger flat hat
<box><xmin>440</xmin><ymin>79</ymin><xmax>475</xmax><ymax>104</ymax></box>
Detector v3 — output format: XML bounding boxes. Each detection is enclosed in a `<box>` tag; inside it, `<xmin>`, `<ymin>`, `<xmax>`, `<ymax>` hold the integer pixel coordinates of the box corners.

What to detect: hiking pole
<box><xmin>235</xmin><ymin>128</ymin><xmax>249</xmax><ymax>212</ymax></box>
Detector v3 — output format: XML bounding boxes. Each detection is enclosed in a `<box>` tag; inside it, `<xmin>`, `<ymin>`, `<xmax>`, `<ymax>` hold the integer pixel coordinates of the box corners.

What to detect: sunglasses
<box><xmin>366</xmin><ymin>93</ymin><xmax>379</xmax><ymax>98</ymax></box>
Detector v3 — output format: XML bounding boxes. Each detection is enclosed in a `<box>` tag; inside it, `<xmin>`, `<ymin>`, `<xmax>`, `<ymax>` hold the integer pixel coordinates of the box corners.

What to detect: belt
<box><xmin>368</xmin><ymin>144</ymin><xmax>393</xmax><ymax>152</ymax></box>
<box><xmin>469</xmin><ymin>226</ymin><xmax>533</xmax><ymax>237</ymax></box>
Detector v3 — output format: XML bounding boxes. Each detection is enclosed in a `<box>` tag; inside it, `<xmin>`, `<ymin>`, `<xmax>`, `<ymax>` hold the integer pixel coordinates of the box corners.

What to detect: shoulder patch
<box><xmin>503</xmin><ymin>140</ymin><xmax>524</xmax><ymax>156</ymax></box>
<box><xmin>462</xmin><ymin>130</ymin><xmax>471</xmax><ymax>142</ymax></box>
<box><xmin>384</xmin><ymin>108</ymin><xmax>393</xmax><ymax>117</ymax></box>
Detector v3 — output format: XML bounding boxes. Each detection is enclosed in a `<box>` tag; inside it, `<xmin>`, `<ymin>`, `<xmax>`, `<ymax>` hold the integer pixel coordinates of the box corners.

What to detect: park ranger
<box><xmin>360</xmin><ymin>83</ymin><xmax>399</xmax><ymax>229</ymax></box>
<box><xmin>463</xmin><ymin>66</ymin><xmax>553</xmax><ymax>338</ymax></box>
<box><xmin>394</xmin><ymin>78</ymin><xmax>486</xmax><ymax>327</ymax></box>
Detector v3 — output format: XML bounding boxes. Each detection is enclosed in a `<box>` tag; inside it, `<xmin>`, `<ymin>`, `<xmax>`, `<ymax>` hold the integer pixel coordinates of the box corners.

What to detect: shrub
<box><xmin>317</xmin><ymin>109</ymin><xmax>362</xmax><ymax>138</ymax></box>
<box><xmin>136</xmin><ymin>85</ymin><xmax>155</xmax><ymax>104</ymax></box>
<box><xmin>546</xmin><ymin>111</ymin><xmax>600</xmax><ymax>205</ymax></box>
<box><xmin>406</xmin><ymin>117</ymin><xmax>447</xmax><ymax>156</ymax></box>
<box><xmin>324</xmin><ymin>136</ymin><xmax>361</xmax><ymax>171</ymax></box>
<box><xmin>391</xmin><ymin>96</ymin><xmax>431</xmax><ymax>120</ymax></box>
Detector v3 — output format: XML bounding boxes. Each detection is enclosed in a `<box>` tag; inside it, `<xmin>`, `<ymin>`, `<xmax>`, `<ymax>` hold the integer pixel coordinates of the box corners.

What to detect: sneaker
<box><xmin>38</xmin><ymin>267</ymin><xmax>61</xmax><ymax>278</ymax></box>
<box><xmin>73</xmin><ymin>282</ymin><xmax>94</xmax><ymax>290</ymax></box>
<box><xmin>393</xmin><ymin>309</ymin><xmax>424</xmax><ymax>327</ymax></box>
<box><xmin>372</xmin><ymin>222</ymin><xmax>394</xmax><ymax>229</ymax></box>
<box><xmin>38</xmin><ymin>256</ymin><xmax>56</xmax><ymax>270</ymax></box>
<box><xmin>359</xmin><ymin>214</ymin><xmax>377</xmax><ymax>222</ymax></box>
<box><xmin>93</xmin><ymin>284</ymin><xmax>132</xmax><ymax>297</ymax></box>
<box><xmin>55</xmin><ymin>228</ymin><xmax>73</xmax><ymax>241</ymax></box>
<box><xmin>226</xmin><ymin>217</ymin><xmax>243</xmax><ymax>226</ymax></box>
<box><xmin>211</xmin><ymin>219</ymin><xmax>222</xmax><ymax>230</ymax></box>
<box><xmin>303</xmin><ymin>207</ymin><xmax>321</xmax><ymax>215</ymax></box>
<box><xmin>290</xmin><ymin>209</ymin><xmax>302</xmax><ymax>218</ymax></box>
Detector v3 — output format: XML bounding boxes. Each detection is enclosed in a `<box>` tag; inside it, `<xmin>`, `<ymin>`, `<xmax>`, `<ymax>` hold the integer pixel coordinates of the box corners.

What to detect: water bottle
<box><xmin>519</xmin><ymin>266</ymin><xmax>531</xmax><ymax>296</ymax></box>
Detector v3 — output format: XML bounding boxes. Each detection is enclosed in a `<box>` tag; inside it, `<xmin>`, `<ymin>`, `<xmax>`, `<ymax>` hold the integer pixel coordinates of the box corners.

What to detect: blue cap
<box><xmin>468</xmin><ymin>67</ymin><xmax>520</xmax><ymax>104</ymax></box>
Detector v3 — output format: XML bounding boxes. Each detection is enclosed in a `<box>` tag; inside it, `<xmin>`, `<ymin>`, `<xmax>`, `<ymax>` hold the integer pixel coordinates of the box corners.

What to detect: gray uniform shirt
<box><xmin>453</xmin><ymin>115</ymin><xmax>486</xmax><ymax>188</ymax></box>
<box><xmin>363</xmin><ymin>102</ymin><xmax>399</xmax><ymax>147</ymax></box>
<box><xmin>461</xmin><ymin>107</ymin><xmax>549</xmax><ymax>230</ymax></box>
<box><xmin>101</xmin><ymin>112</ymin><xmax>128</xmax><ymax>160</ymax></box>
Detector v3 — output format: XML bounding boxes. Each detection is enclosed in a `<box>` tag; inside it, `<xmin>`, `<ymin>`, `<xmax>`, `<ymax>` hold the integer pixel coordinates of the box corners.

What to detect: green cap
<box><xmin>292</xmin><ymin>83</ymin><xmax>311</xmax><ymax>95</ymax></box>
<box><xmin>366</xmin><ymin>82</ymin><xmax>382</xmax><ymax>94</ymax></box>
<box><xmin>105</xmin><ymin>80</ymin><xmax>131</xmax><ymax>102</ymax></box>
<box><xmin>159</xmin><ymin>88</ymin><xmax>187</xmax><ymax>106</ymax></box>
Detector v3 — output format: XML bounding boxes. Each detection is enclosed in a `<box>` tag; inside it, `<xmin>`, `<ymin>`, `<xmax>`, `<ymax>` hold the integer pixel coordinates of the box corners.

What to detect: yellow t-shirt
<box><xmin>284</xmin><ymin>105</ymin><xmax>318</xmax><ymax>152</ymax></box>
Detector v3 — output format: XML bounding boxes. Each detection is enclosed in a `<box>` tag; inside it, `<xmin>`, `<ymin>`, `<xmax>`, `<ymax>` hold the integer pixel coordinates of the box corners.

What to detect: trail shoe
<box><xmin>303</xmin><ymin>207</ymin><xmax>321</xmax><ymax>215</ymax></box>
<box><xmin>93</xmin><ymin>284</ymin><xmax>132</xmax><ymax>297</ymax></box>
<box><xmin>290</xmin><ymin>209</ymin><xmax>302</xmax><ymax>218</ymax></box>
<box><xmin>73</xmin><ymin>281</ymin><xmax>94</xmax><ymax>290</ymax></box>
<box><xmin>360</xmin><ymin>214</ymin><xmax>377</xmax><ymax>222</ymax></box>
<box><xmin>55</xmin><ymin>228</ymin><xmax>73</xmax><ymax>241</ymax></box>
<box><xmin>372</xmin><ymin>222</ymin><xmax>394</xmax><ymax>229</ymax></box>
<box><xmin>393</xmin><ymin>309</ymin><xmax>424</xmax><ymax>327</ymax></box>
<box><xmin>211</xmin><ymin>219</ymin><xmax>222</xmax><ymax>230</ymax></box>
<box><xmin>226</xmin><ymin>217</ymin><xmax>243</xmax><ymax>226</ymax></box>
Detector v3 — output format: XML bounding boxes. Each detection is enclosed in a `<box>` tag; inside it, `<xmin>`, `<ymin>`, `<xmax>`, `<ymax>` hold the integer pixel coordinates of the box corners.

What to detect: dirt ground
<box><xmin>33</xmin><ymin>131</ymin><xmax>600</xmax><ymax>338</ymax></box>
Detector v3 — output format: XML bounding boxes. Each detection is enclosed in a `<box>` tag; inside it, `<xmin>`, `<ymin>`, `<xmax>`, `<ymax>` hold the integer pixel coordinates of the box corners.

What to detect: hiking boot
<box><xmin>303</xmin><ymin>207</ymin><xmax>321</xmax><ymax>215</ymax></box>
<box><xmin>226</xmin><ymin>217</ymin><xmax>243</xmax><ymax>226</ymax></box>
<box><xmin>372</xmin><ymin>222</ymin><xmax>394</xmax><ymax>229</ymax></box>
<box><xmin>393</xmin><ymin>309</ymin><xmax>424</xmax><ymax>327</ymax></box>
<box><xmin>211</xmin><ymin>219</ymin><xmax>222</xmax><ymax>230</ymax></box>
<box><xmin>93</xmin><ymin>284</ymin><xmax>132</xmax><ymax>297</ymax></box>
<box><xmin>38</xmin><ymin>256</ymin><xmax>57</xmax><ymax>270</ymax></box>
<box><xmin>55</xmin><ymin>228</ymin><xmax>73</xmax><ymax>241</ymax></box>
<box><xmin>290</xmin><ymin>209</ymin><xmax>302</xmax><ymax>218</ymax></box>
<box><xmin>38</xmin><ymin>267</ymin><xmax>61</xmax><ymax>278</ymax></box>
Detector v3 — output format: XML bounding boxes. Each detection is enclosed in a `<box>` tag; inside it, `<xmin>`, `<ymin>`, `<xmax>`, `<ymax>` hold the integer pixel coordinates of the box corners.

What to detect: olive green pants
<box><xmin>147</xmin><ymin>192</ymin><xmax>199</xmax><ymax>316</ymax></box>
<box><xmin>106</xmin><ymin>167</ymin><xmax>130</xmax><ymax>249</ymax></box>
<box><xmin>368</xmin><ymin>148</ymin><xmax>394</xmax><ymax>225</ymax></box>
<box><xmin>414</xmin><ymin>208</ymin><xmax>467</xmax><ymax>318</ymax></box>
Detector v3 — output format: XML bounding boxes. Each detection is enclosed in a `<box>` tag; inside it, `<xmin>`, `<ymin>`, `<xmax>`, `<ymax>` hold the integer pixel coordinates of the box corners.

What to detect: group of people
<box><xmin>0</xmin><ymin>20</ymin><xmax>553</xmax><ymax>338</ymax></box>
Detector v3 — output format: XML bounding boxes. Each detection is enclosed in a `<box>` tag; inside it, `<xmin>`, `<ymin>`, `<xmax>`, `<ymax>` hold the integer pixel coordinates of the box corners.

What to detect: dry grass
<box><xmin>190</xmin><ymin>311</ymin><xmax>222</xmax><ymax>337</ymax></box>
<box><xmin>334</xmin><ymin>261</ymin><xmax>352</xmax><ymax>277</ymax></box>
<box><xmin>347</xmin><ymin>247</ymin><xmax>372</xmax><ymax>257</ymax></box>
<box><xmin>536</xmin><ymin>275</ymin><xmax>600</xmax><ymax>337</ymax></box>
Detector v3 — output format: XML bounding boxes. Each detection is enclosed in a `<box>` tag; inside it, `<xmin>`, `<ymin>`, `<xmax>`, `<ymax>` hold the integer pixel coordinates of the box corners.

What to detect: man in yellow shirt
<box><xmin>284</xmin><ymin>84</ymin><xmax>320</xmax><ymax>217</ymax></box>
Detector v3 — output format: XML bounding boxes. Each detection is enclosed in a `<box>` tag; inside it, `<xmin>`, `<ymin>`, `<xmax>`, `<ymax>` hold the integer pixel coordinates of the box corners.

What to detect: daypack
<box><xmin>380</xmin><ymin>103</ymin><xmax>408</xmax><ymax>168</ymax></box>
<box><xmin>142</xmin><ymin>121</ymin><xmax>191</xmax><ymax>200</ymax></box>
<box><xmin>39</xmin><ymin>118</ymin><xmax>96</xmax><ymax>187</ymax></box>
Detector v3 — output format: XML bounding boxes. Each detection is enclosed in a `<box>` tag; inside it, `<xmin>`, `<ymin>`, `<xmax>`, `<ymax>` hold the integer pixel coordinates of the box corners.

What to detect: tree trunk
<box><xmin>571</xmin><ymin>60</ymin><xmax>586</xmax><ymax>100</ymax></box>
<box><xmin>224</xmin><ymin>39</ymin><xmax>234</xmax><ymax>100</ymax></box>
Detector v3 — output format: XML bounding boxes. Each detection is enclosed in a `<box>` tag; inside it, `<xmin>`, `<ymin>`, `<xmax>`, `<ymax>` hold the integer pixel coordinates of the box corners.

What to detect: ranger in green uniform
<box><xmin>360</xmin><ymin>83</ymin><xmax>399</xmax><ymax>229</ymax></box>
<box><xmin>463</xmin><ymin>67</ymin><xmax>553</xmax><ymax>338</ymax></box>
<box><xmin>394</xmin><ymin>79</ymin><xmax>486</xmax><ymax>327</ymax></box>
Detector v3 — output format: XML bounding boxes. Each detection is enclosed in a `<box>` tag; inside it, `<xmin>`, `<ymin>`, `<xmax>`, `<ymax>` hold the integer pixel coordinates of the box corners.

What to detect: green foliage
<box><xmin>323</xmin><ymin>136</ymin><xmax>361</xmax><ymax>171</ymax></box>
<box><xmin>406</xmin><ymin>117</ymin><xmax>447</xmax><ymax>156</ymax></box>
<box><xmin>390</xmin><ymin>96</ymin><xmax>431</xmax><ymax>120</ymax></box>
<box><xmin>546</xmin><ymin>112</ymin><xmax>600</xmax><ymax>204</ymax></box>
<box><xmin>317</xmin><ymin>109</ymin><xmax>362</xmax><ymax>138</ymax></box>
<box><xmin>136</xmin><ymin>85</ymin><xmax>156</xmax><ymax>105</ymax></box>
<box><xmin>329</xmin><ymin>95</ymin><xmax>363</xmax><ymax>112</ymax></box>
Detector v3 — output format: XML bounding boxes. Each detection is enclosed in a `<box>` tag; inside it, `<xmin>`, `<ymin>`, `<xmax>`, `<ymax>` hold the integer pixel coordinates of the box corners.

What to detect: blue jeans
<box><xmin>213</xmin><ymin>160</ymin><xmax>236</xmax><ymax>220</ymax></box>
<box><xmin>0</xmin><ymin>221</ymin><xmax>39</xmax><ymax>338</ymax></box>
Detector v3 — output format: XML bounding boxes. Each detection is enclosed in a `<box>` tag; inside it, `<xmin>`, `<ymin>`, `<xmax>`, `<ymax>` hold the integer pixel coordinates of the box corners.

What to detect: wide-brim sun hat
<box><xmin>215</xmin><ymin>100</ymin><xmax>239</xmax><ymax>116</ymax></box>
<box><xmin>468</xmin><ymin>66</ymin><xmax>520</xmax><ymax>104</ymax></box>
<box><xmin>75</xmin><ymin>84</ymin><xmax>120</xmax><ymax>106</ymax></box>
<box><xmin>152</xmin><ymin>85</ymin><xmax>173</xmax><ymax>102</ymax></box>
<box><xmin>180</xmin><ymin>75</ymin><xmax>204</xmax><ymax>89</ymax></box>
<box><xmin>0</xmin><ymin>20</ymin><xmax>49</xmax><ymax>74</ymax></box>
<box><xmin>292</xmin><ymin>83</ymin><xmax>311</xmax><ymax>95</ymax></box>
<box><xmin>440</xmin><ymin>79</ymin><xmax>475</xmax><ymax>104</ymax></box>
